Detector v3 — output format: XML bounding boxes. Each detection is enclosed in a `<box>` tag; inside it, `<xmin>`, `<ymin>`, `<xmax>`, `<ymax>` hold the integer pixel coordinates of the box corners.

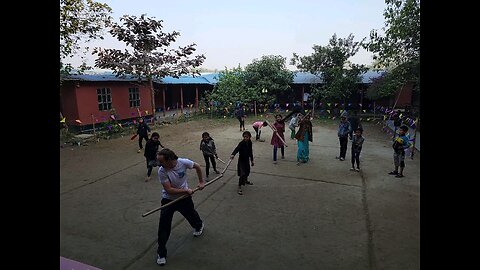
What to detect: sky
<box><xmin>65</xmin><ymin>0</ymin><xmax>387</xmax><ymax>72</ymax></box>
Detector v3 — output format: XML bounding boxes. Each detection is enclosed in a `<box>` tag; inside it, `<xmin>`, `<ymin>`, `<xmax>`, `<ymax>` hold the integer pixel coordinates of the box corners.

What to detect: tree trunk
<box><xmin>149</xmin><ymin>78</ymin><xmax>155</xmax><ymax>119</ymax></box>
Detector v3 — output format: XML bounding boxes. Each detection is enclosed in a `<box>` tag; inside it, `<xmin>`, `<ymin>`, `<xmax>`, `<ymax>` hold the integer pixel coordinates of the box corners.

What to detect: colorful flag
<box><xmin>327</xmin><ymin>110</ymin><xmax>330</xmax><ymax>114</ymax></box>
<box><xmin>110</xmin><ymin>115</ymin><xmax>116</xmax><ymax>120</ymax></box>
<box><xmin>60</xmin><ymin>117</ymin><xmax>66</xmax><ymax>123</ymax></box>
<box><xmin>363</xmin><ymin>110</ymin><xmax>366</xmax><ymax>113</ymax></box>
<box><xmin>75</xmin><ymin>119</ymin><xmax>82</xmax><ymax>124</ymax></box>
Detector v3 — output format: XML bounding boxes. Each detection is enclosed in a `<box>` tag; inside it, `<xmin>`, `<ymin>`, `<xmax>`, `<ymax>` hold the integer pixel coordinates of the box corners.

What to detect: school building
<box><xmin>60</xmin><ymin>71</ymin><xmax>415</xmax><ymax>126</ymax></box>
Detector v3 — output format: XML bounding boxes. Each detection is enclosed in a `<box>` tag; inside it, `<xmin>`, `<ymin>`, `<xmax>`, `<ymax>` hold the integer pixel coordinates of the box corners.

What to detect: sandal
<box><xmin>246</xmin><ymin>181</ymin><xmax>253</xmax><ymax>185</ymax></box>
<box><xmin>388</xmin><ymin>171</ymin><xmax>398</xmax><ymax>175</ymax></box>
<box><xmin>238</xmin><ymin>189</ymin><xmax>243</xmax><ymax>195</ymax></box>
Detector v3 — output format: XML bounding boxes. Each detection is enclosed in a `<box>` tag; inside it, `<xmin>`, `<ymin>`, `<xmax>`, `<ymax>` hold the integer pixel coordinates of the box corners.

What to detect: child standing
<box><xmin>350</xmin><ymin>128</ymin><xmax>364</xmax><ymax>172</ymax></box>
<box><xmin>389</xmin><ymin>125</ymin><xmax>412</xmax><ymax>178</ymax></box>
<box><xmin>200</xmin><ymin>132</ymin><xmax>220</xmax><ymax>180</ymax></box>
<box><xmin>136</xmin><ymin>117</ymin><xmax>151</xmax><ymax>153</ymax></box>
<box><xmin>288</xmin><ymin>113</ymin><xmax>300</xmax><ymax>139</ymax></box>
<box><xmin>252</xmin><ymin>121</ymin><xmax>268</xmax><ymax>141</ymax></box>
<box><xmin>144</xmin><ymin>132</ymin><xmax>165</xmax><ymax>182</ymax></box>
<box><xmin>336</xmin><ymin>115</ymin><xmax>351</xmax><ymax>161</ymax></box>
<box><xmin>271</xmin><ymin>114</ymin><xmax>286</xmax><ymax>164</ymax></box>
<box><xmin>230</xmin><ymin>131</ymin><xmax>254</xmax><ymax>195</ymax></box>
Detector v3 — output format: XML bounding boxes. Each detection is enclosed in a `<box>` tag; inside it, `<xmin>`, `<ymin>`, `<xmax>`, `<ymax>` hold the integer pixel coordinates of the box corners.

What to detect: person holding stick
<box><xmin>270</xmin><ymin>114</ymin><xmax>286</xmax><ymax>164</ymax></box>
<box><xmin>200</xmin><ymin>132</ymin><xmax>220</xmax><ymax>180</ymax></box>
<box><xmin>136</xmin><ymin>117</ymin><xmax>151</xmax><ymax>153</ymax></box>
<box><xmin>144</xmin><ymin>132</ymin><xmax>165</xmax><ymax>182</ymax></box>
<box><xmin>295</xmin><ymin>113</ymin><xmax>313</xmax><ymax>164</ymax></box>
<box><xmin>155</xmin><ymin>148</ymin><xmax>205</xmax><ymax>266</ymax></box>
<box><xmin>252</xmin><ymin>121</ymin><xmax>268</xmax><ymax>141</ymax></box>
<box><xmin>230</xmin><ymin>131</ymin><xmax>254</xmax><ymax>195</ymax></box>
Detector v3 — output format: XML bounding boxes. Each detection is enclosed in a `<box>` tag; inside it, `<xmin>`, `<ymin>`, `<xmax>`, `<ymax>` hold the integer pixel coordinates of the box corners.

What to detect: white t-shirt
<box><xmin>158</xmin><ymin>158</ymin><xmax>194</xmax><ymax>200</ymax></box>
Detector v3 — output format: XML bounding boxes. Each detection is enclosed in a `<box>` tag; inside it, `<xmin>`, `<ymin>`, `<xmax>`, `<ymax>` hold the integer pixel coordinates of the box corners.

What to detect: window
<box><xmin>97</xmin><ymin>88</ymin><xmax>112</xmax><ymax>111</ymax></box>
<box><xmin>129</xmin><ymin>87</ymin><xmax>140</xmax><ymax>107</ymax></box>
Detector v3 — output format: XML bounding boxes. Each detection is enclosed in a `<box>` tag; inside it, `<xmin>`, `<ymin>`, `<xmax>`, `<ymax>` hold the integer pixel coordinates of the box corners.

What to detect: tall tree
<box><xmin>364</xmin><ymin>0</ymin><xmax>420</xmax><ymax>97</ymax></box>
<box><xmin>93</xmin><ymin>14</ymin><xmax>206</xmax><ymax>116</ymax></box>
<box><xmin>244</xmin><ymin>55</ymin><xmax>294</xmax><ymax>104</ymax></box>
<box><xmin>291</xmin><ymin>34</ymin><xmax>367</xmax><ymax>102</ymax></box>
<box><xmin>60</xmin><ymin>0</ymin><xmax>112</xmax><ymax>77</ymax></box>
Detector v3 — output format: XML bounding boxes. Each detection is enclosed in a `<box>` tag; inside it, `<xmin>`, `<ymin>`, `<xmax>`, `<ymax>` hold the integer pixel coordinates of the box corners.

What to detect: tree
<box><xmin>204</xmin><ymin>66</ymin><xmax>246</xmax><ymax>115</ymax></box>
<box><xmin>291</xmin><ymin>34</ymin><xmax>367</xmax><ymax>102</ymax></box>
<box><xmin>93</xmin><ymin>14</ymin><xmax>206</xmax><ymax>116</ymax></box>
<box><xmin>60</xmin><ymin>0</ymin><xmax>112</xmax><ymax>77</ymax></box>
<box><xmin>364</xmin><ymin>0</ymin><xmax>420</xmax><ymax>96</ymax></box>
<box><xmin>243</xmin><ymin>55</ymin><xmax>294</xmax><ymax>104</ymax></box>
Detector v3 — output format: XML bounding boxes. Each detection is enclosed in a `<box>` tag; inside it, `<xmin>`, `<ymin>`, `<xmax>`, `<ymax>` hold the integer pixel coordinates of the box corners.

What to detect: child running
<box><xmin>199</xmin><ymin>132</ymin><xmax>220</xmax><ymax>180</ymax></box>
<box><xmin>144</xmin><ymin>132</ymin><xmax>165</xmax><ymax>182</ymax></box>
<box><xmin>350</xmin><ymin>128</ymin><xmax>364</xmax><ymax>172</ymax></box>
<box><xmin>230</xmin><ymin>131</ymin><xmax>254</xmax><ymax>195</ymax></box>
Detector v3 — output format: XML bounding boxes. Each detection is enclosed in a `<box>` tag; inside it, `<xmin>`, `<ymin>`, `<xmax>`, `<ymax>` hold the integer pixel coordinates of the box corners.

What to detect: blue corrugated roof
<box><xmin>63</xmin><ymin>74</ymin><xmax>145</xmax><ymax>82</ymax></box>
<box><xmin>156</xmin><ymin>75</ymin><xmax>212</xmax><ymax>85</ymax></box>
<box><xmin>63</xmin><ymin>71</ymin><xmax>384</xmax><ymax>85</ymax></box>
<box><xmin>293</xmin><ymin>72</ymin><xmax>323</xmax><ymax>84</ymax></box>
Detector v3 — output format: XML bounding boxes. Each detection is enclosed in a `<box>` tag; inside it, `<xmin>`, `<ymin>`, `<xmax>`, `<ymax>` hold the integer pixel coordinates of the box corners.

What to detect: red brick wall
<box><xmin>60</xmin><ymin>81</ymin><xmax>80</xmax><ymax>126</ymax></box>
<box><xmin>65</xmin><ymin>81</ymin><xmax>152</xmax><ymax>126</ymax></box>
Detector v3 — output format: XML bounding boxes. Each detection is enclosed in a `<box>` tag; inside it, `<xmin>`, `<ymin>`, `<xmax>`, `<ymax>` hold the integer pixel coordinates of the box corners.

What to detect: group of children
<box><xmin>135</xmin><ymin>110</ymin><xmax>413</xmax><ymax>266</ymax></box>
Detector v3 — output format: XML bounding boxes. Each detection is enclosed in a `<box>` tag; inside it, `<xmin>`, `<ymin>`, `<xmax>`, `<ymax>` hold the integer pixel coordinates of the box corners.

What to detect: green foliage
<box><xmin>204</xmin><ymin>67</ymin><xmax>247</xmax><ymax>114</ymax></box>
<box><xmin>243</xmin><ymin>55</ymin><xmax>294</xmax><ymax>102</ymax></box>
<box><xmin>364</xmin><ymin>0</ymin><xmax>420</xmax><ymax>97</ymax></box>
<box><xmin>291</xmin><ymin>34</ymin><xmax>367</xmax><ymax>101</ymax></box>
<box><xmin>60</xmin><ymin>0</ymin><xmax>112</xmax><ymax>78</ymax></box>
<box><xmin>93</xmin><ymin>14</ymin><xmax>206</xmax><ymax>80</ymax></box>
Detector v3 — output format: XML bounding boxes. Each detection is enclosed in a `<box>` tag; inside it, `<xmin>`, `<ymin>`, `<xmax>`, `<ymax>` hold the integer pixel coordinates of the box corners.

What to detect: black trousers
<box><xmin>237</xmin><ymin>117</ymin><xmax>245</xmax><ymax>129</ymax></box>
<box><xmin>203</xmin><ymin>154</ymin><xmax>217</xmax><ymax>176</ymax></box>
<box><xmin>339</xmin><ymin>137</ymin><xmax>348</xmax><ymax>158</ymax></box>
<box><xmin>351</xmin><ymin>148</ymin><xmax>362</xmax><ymax>168</ymax></box>
<box><xmin>146</xmin><ymin>157</ymin><xmax>154</xmax><ymax>177</ymax></box>
<box><xmin>157</xmin><ymin>197</ymin><xmax>203</xmax><ymax>258</ymax></box>
<box><xmin>253</xmin><ymin>127</ymin><xmax>261</xmax><ymax>140</ymax></box>
<box><xmin>138</xmin><ymin>134</ymin><xmax>149</xmax><ymax>149</ymax></box>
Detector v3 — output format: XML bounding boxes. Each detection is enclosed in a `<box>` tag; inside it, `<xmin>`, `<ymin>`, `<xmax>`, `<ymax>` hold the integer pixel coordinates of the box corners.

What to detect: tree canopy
<box><xmin>364</xmin><ymin>0</ymin><xmax>420</xmax><ymax>98</ymax></box>
<box><xmin>93</xmin><ymin>14</ymin><xmax>206</xmax><ymax>113</ymax></box>
<box><xmin>60</xmin><ymin>0</ymin><xmax>112</xmax><ymax>76</ymax></box>
<box><xmin>291</xmin><ymin>34</ymin><xmax>367</xmax><ymax>101</ymax></box>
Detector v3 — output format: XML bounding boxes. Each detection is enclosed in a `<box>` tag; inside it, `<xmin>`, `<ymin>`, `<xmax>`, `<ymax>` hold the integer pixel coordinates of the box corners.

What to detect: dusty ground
<box><xmin>60</xmin><ymin>115</ymin><xmax>420</xmax><ymax>270</ymax></box>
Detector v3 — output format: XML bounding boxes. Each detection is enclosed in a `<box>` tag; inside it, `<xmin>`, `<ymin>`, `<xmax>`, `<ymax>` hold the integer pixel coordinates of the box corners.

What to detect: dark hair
<box><xmin>275</xmin><ymin>114</ymin><xmax>282</xmax><ymax>118</ymax></box>
<box><xmin>150</xmin><ymin>132</ymin><xmax>160</xmax><ymax>139</ymax></box>
<box><xmin>399</xmin><ymin>125</ymin><xmax>409</xmax><ymax>132</ymax></box>
<box><xmin>157</xmin><ymin>148</ymin><xmax>178</xmax><ymax>161</ymax></box>
<box><xmin>355</xmin><ymin>127</ymin><xmax>363</xmax><ymax>133</ymax></box>
<box><xmin>262</xmin><ymin>121</ymin><xmax>268</xmax><ymax>126</ymax></box>
<box><xmin>242</xmin><ymin>131</ymin><xmax>252</xmax><ymax>138</ymax></box>
<box><xmin>202</xmin><ymin>132</ymin><xmax>210</xmax><ymax>138</ymax></box>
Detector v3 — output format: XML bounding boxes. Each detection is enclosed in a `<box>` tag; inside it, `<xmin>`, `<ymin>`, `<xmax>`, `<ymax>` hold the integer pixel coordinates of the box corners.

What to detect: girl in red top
<box><xmin>271</xmin><ymin>114</ymin><xmax>286</xmax><ymax>164</ymax></box>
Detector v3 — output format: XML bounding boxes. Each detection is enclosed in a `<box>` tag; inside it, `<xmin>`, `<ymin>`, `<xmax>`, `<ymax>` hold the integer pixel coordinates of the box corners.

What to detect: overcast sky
<box><xmin>65</xmin><ymin>0</ymin><xmax>387</xmax><ymax>71</ymax></box>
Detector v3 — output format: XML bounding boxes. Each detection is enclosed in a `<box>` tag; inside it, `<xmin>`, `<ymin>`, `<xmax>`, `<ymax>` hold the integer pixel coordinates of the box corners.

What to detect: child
<box><xmin>336</xmin><ymin>115</ymin><xmax>351</xmax><ymax>161</ymax></box>
<box><xmin>295</xmin><ymin>113</ymin><xmax>313</xmax><ymax>164</ymax></box>
<box><xmin>230</xmin><ymin>131</ymin><xmax>254</xmax><ymax>195</ymax></box>
<box><xmin>144</xmin><ymin>132</ymin><xmax>165</xmax><ymax>182</ymax></box>
<box><xmin>271</xmin><ymin>114</ymin><xmax>286</xmax><ymax>164</ymax></box>
<box><xmin>136</xmin><ymin>117</ymin><xmax>151</xmax><ymax>153</ymax></box>
<box><xmin>350</xmin><ymin>128</ymin><xmax>364</xmax><ymax>172</ymax></box>
<box><xmin>289</xmin><ymin>113</ymin><xmax>300</xmax><ymax>139</ymax></box>
<box><xmin>252</xmin><ymin>121</ymin><xmax>268</xmax><ymax>141</ymax></box>
<box><xmin>235</xmin><ymin>106</ymin><xmax>246</xmax><ymax>131</ymax></box>
<box><xmin>389</xmin><ymin>125</ymin><xmax>411</xmax><ymax>178</ymax></box>
<box><xmin>200</xmin><ymin>132</ymin><xmax>220</xmax><ymax>180</ymax></box>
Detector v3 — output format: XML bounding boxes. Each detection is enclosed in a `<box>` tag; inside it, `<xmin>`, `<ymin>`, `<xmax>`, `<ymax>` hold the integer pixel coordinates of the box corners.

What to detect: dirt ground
<box><xmin>60</xmin><ymin>115</ymin><xmax>420</xmax><ymax>270</ymax></box>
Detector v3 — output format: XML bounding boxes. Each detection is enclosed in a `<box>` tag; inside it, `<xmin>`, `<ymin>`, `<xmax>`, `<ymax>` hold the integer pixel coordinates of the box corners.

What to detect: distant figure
<box><xmin>271</xmin><ymin>114</ymin><xmax>286</xmax><ymax>164</ymax></box>
<box><xmin>235</xmin><ymin>106</ymin><xmax>246</xmax><ymax>131</ymax></box>
<box><xmin>350</xmin><ymin>128</ymin><xmax>364</xmax><ymax>172</ymax></box>
<box><xmin>288</xmin><ymin>113</ymin><xmax>300</xmax><ymax>139</ymax></box>
<box><xmin>336</xmin><ymin>115</ymin><xmax>352</xmax><ymax>161</ymax></box>
<box><xmin>136</xmin><ymin>117</ymin><xmax>151</xmax><ymax>153</ymax></box>
<box><xmin>348</xmin><ymin>110</ymin><xmax>362</xmax><ymax>140</ymax></box>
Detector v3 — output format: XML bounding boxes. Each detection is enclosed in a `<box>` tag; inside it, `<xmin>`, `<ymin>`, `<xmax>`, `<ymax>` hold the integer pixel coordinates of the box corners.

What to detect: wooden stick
<box><xmin>142</xmin><ymin>159</ymin><xmax>233</xmax><ymax>217</ymax></box>
<box><xmin>216</xmin><ymin>157</ymin><xmax>226</xmax><ymax>164</ymax></box>
<box><xmin>265</xmin><ymin>120</ymin><xmax>288</xmax><ymax>147</ymax></box>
